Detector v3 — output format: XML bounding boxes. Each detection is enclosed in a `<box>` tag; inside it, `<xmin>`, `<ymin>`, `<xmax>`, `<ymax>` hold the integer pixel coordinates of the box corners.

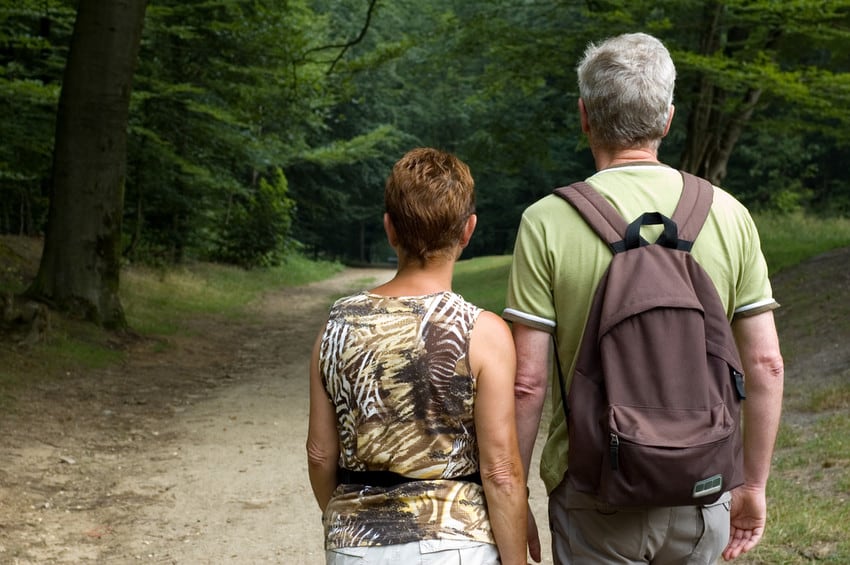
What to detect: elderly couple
<box><xmin>307</xmin><ymin>32</ymin><xmax>784</xmax><ymax>565</ymax></box>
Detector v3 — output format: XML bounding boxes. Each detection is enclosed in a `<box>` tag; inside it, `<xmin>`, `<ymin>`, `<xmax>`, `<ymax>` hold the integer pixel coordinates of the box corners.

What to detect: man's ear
<box><xmin>383</xmin><ymin>213</ymin><xmax>398</xmax><ymax>247</ymax></box>
<box><xmin>579</xmin><ymin>98</ymin><xmax>590</xmax><ymax>133</ymax></box>
<box><xmin>663</xmin><ymin>105</ymin><xmax>675</xmax><ymax>136</ymax></box>
<box><xmin>459</xmin><ymin>214</ymin><xmax>477</xmax><ymax>248</ymax></box>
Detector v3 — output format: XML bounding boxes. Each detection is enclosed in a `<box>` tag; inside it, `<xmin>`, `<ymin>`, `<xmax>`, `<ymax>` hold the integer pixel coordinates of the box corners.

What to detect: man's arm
<box><xmin>512</xmin><ymin>322</ymin><xmax>552</xmax><ymax>563</ymax></box>
<box><xmin>723</xmin><ymin>310</ymin><xmax>784</xmax><ymax>561</ymax></box>
<box><xmin>512</xmin><ymin>323</ymin><xmax>551</xmax><ymax>475</ymax></box>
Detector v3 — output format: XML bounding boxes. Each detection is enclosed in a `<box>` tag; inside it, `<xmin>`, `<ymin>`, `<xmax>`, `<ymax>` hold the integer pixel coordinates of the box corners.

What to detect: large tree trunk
<box><xmin>28</xmin><ymin>0</ymin><xmax>148</xmax><ymax>328</ymax></box>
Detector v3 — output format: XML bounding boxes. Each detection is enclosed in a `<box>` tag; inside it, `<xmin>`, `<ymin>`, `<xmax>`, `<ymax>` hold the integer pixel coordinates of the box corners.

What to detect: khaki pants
<box><xmin>548</xmin><ymin>478</ymin><xmax>731</xmax><ymax>565</ymax></box>
<box><xmin>326</xmin><ymin>539</ymin><xmax>500</xmax><ymax>564</ymax></box>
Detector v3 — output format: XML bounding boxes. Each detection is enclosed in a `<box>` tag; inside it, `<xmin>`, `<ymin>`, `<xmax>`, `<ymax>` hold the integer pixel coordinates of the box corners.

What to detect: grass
<box><xmin>453</xmin><ymin>255</ymin><xmax>512</xmax><ymax>313</ymax></box>
<box><xmin>0</xmin><ymin>252</ymin><xmax>342</xmax><ymax>399</ymax></box>
<box><xmin>36</xmin><ymin>325</ymin><xmax>125</xmax><ymax>369</ymax></box>
<box><xmin>0</xmin><ymin>315</ymin><xmax>127</xmax><ymax>410</ymax></box>
<box><xmin>807</xmin><ymin>380</ymin><xmax>850</xmax><ymax>412</ymax></box>
<box><xmin>754</xmin><ymin>212</ymin><xmax>850</xmax><ymax>275</ymax></box>
<box><xmin>749</xmin><ymin>410</ymin><xmax>850</xmax><ymax>563</ymax></box>
<box><xmin>121</xmin><ymin>254</ymin><xmax>342</xmax><ymax>334</ymax></box>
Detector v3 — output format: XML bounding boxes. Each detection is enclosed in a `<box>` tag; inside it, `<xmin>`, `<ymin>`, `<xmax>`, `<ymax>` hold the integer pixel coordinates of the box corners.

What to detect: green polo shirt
<box><xmin>503</xmin><ymin>164</ymin><xmax>777</xmax><ymax>494</ymax></box>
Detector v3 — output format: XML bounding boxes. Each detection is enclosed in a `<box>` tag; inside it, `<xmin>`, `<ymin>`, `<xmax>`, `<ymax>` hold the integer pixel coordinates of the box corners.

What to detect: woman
<box><xmin>307</xmin><ymin>147</ymin><xmax>527</xmax><ymax>564</ymax></box>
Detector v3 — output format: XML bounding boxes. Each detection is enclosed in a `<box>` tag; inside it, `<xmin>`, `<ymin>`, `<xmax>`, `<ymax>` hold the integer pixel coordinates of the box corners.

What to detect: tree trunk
<box><xmin>680</xmin><ymin>3</ymin><xmax>780</xmax><ymax>187</ymax></box>
<box><xmin>681</xmin><ymin>83</ymin><xmax>762</xmax><ymax>186</ymax></box>
<box><xmin>679</xmin><ymin>0</ymin><xmax>726</xmax><ymax>184</ymax></box>
<box><xmin>702</xmin><ymin>87</ymin><xmax>762</xmax><ymax>185</ymax></box>
<box><xmin>27</xmin><ymin>0</ymin><xmax>148</xmax><ymax>328</ymax></box>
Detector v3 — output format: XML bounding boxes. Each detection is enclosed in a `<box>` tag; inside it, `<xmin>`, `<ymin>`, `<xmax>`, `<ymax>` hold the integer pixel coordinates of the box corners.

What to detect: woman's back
<box><xmin>307</xmin><ymin>147</ymin><xmax>525</xmax><ymax>564</ymax></box>
<box><xmin>319</xmin><ymin>291</ymin><xmax>494</xmax><ymax>548</ymax></box>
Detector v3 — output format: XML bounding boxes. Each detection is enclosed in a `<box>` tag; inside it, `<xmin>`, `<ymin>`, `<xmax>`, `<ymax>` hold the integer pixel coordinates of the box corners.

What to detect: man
<box><xmin>504</xmin><ymin>33</ymin><xmax>784</xmax><ymax>564</ymax></box>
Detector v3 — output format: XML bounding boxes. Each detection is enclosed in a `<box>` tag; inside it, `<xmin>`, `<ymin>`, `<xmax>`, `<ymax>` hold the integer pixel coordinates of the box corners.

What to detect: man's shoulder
<box><xmin>518</xmin><ymin>192</ymin><xmax>579</xmax><ymax>230</ymax></box>
<box><xmin>518</xmin><ymin>168</ymin><xmax>757</xmax><ymax>240</ymax></box>
<box><xmin>524</xmin><ymin>192</ymin><xmax>567</xmax><ymax>213</ymax></box>
<box><xmin>709</xmin><ymin>184</ymin><xmax>751</xmax><ymax>216</ymax></box>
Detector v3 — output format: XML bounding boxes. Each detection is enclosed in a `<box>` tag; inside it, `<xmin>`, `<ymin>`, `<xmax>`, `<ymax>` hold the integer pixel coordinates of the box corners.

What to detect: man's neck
<box><xmin>593</xmin><ymin>147</ymin><xmax>660</xmax><ymax>171</ymax></box>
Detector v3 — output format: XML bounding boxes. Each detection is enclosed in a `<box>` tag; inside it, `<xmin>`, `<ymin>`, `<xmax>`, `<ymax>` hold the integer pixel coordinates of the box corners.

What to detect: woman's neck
<box><xmin>370</xmin><ymin>255</ymin><xmax>456</xmax><ymax>297</ymax></box>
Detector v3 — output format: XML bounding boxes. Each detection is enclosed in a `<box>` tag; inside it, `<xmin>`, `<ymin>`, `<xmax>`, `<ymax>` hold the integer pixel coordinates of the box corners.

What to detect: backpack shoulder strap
<box><xmin>555</xmin><ymin>172</ymin><xmax>714</xmax><ymax>253</ymax></box>
<box><xmin>671</xmin><ymin>171</ymin><xmax>714</xmax><ymax>251</ymax></box>
<box><xmin>553</xmin><ymin>182</ymin><xmax>632</xmax><ymax>253</ymax></box>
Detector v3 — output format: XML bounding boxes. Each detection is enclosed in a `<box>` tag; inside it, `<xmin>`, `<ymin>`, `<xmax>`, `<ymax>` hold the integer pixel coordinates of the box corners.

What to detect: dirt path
<box><xmin>2</xmin><ymin>247</ymin><xmax>849</xmax><ymax>564</ymax></box>
<box><xmin>0</xmin><ymin>267</ymin><xmax>553</xmax><ymax>564</ymax></box>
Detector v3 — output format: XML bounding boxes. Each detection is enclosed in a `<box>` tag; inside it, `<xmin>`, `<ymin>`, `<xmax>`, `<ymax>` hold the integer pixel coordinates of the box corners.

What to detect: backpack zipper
<box><xmin>610</xmin><ymin>433</ymin><xmax>620</xmax><ymax>470</ymax></box>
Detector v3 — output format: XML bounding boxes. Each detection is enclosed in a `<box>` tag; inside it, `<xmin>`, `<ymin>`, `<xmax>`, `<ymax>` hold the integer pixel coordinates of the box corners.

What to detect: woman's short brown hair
<box><xmin>385</xmin><ymin>147</ymin><xmax>476</xmax><ymax>263</ymax></box>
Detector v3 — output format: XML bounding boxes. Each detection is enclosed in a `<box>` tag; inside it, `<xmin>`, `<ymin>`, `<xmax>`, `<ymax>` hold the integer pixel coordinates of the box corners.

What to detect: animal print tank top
<box><xmin>319</xmin><ymin>291</ymin><xmax>495</xmax><ymax>549</ymax></box>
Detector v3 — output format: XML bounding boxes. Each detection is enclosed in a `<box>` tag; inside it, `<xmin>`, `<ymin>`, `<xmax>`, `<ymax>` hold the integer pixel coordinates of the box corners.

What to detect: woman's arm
<box><xmin>306</xmin><ymin>327</ymin><xmax>340</xmax><ymax>511</ymax></box>
<box><xmin>471</xmin><ymin>311</ymin><xmax>528</xmax><ymax>565</ymax></box>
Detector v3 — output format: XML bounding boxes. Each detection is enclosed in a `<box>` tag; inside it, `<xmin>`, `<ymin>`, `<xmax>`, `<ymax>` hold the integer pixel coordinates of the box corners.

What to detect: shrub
<box><xmin>213</xmin><ymin>168</ymin><xmax>296</xmax><ymax>269</ymax></box>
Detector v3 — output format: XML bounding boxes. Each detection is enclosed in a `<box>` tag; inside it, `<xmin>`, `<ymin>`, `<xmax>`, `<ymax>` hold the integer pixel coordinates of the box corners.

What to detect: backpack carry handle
<box><xmin>624</xmin><ymin>212</ymin><xmax>679</xmax><ymax>250</ymax></box>
<box><xmin>554</xmin><ymin>171</ymin><xmax>715</xmax><ymax>255</ymax></box>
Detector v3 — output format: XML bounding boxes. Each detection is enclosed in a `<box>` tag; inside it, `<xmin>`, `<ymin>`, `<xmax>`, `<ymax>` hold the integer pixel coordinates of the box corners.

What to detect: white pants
<box><xmin>327</xmin><ymin>539</ymin><xmax>500</xmax><ymax>564</ymax></box>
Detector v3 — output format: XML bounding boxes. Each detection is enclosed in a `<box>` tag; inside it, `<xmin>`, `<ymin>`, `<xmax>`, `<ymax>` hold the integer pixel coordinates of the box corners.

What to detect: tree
<box><xmin>675</xmin><ymin>0</ymin><xmax>850</xmax><ymax>186</ymax></box>
<box><xmin>213</xmin><ymin>168</ymin><xmax>297</xmax><ymax>268</ymax></box>
<box><xmin>27</xmin><ymin>0</ymin><xmax>148</xmax><ymax>328</ymax></box>
<box><xmin>0</xmin><ymin>0</ymin><xmax>75</xmax><ymax>235</ymax></box>
<box><xmin>4</xmin><ymin>0</ymin><xmax>848</xmax><ymax>267</ymax></box>
<box><xmin>441</xmin><ymin>0</ymin><xmax>850</xmax><ymax>218</ymax></box>
<box><xmin>285</xmin><ymin>0</ymin><xmax>411</xmax><ymax>262</ymax></box>
<box><xmin>123</xmin><ymin>0</ymin><xmax>360</xmax><ymax>264</ymax></box>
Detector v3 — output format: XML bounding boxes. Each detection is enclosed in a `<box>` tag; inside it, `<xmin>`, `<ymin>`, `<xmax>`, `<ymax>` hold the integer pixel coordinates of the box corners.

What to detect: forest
<box><xmin>2</xmin><ymin>0</ymin><xmax>850</xmax><ymax>327</ymax></box>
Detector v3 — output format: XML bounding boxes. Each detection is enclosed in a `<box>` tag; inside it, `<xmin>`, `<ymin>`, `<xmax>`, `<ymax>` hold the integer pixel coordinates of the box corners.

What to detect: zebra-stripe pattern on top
<box><xmin>319</xmin><ymin>291</ymin><xmax>495</xmax><ymax>549</ymax></box>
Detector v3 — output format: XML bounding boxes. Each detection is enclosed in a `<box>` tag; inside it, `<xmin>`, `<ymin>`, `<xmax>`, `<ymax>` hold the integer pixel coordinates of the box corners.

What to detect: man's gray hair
<box><xmin>577</xmin><ymin>32</ymin><xmax>676</xmax><ymax>150</ymax></box>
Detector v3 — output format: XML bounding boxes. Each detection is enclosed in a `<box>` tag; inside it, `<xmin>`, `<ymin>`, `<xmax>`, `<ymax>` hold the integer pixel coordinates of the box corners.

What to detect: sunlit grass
<box><xmin>121</xmin><ymin>255</ymin><xmax>342</xmax><ymax>334</ymax></box>
<box><xmin>754</xmin><ymin>212</ymin><xmax>850</xmax><ymax>275</ymax></box>
<box><xmin>453</xmin><ymin>255</ymin><xmax>512</xmax><ymax>313</ymax></box>
<box><xmin>1</xmin><ymin>254</ymin><xmax>342</xmax><ymax>400</ymax></box>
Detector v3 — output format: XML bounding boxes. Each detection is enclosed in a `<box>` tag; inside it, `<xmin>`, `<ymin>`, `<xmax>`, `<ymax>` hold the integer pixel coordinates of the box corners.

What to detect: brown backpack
<box><xmin>553</xmin><ymin>171</ymin><xmax>746</xmax><ymax>507</ymax></box>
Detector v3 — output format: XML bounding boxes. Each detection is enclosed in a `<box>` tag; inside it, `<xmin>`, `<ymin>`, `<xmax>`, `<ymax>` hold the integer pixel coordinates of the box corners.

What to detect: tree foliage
<box><xmin>2</xmin><ymin>0</ymin><xmax>849</xmax><ymax>280</ymax></box>
<box><xmin>0</xmin><ymin>0</ymin><xmax>74</xmax><ymax>234</ymax></box>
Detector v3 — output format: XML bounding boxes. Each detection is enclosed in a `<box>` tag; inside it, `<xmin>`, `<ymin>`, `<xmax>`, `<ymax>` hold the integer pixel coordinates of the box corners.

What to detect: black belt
<box><xmin>337</xmin><ymin>468</ymin><xmax>482</xmax><ymax>488</ymax></box>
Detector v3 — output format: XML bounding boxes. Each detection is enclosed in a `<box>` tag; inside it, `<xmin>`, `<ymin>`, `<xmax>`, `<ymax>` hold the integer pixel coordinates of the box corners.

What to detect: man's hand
<box><xmin>723</xmin><ymin>485</ymin><xmax>767</xmax><ymax>560</ymax></box>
